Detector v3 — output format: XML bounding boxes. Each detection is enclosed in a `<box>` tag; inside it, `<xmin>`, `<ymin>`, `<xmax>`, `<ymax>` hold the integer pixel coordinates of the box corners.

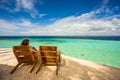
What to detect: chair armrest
<box><xmin>56</xmin><ymin>50</ymin><xmax>61</xmax><ymax>63</ymax></box>
<box><xmin>37</xmin><ymin>50</ymin><xmax>43</xmax><ymax>63</ymax></box>
<box><xmin>57</xmin><ymin>50</ymin><xmax>60</xmax><ymax>56</ymax></box>
<box><xmin>37</xmin><ymin>50</ymin><xmax>40</xmax><ymax>56</ymax></box>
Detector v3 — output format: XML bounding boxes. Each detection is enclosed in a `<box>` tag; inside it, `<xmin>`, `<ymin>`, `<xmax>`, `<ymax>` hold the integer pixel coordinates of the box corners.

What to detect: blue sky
<box><xmin>0</xmin><ymin>0</ymin><xmax>120</xmax><ymax>36</ymax></box>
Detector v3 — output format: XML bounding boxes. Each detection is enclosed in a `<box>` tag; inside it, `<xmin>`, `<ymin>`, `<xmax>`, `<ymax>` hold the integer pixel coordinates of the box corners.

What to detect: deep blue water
<box><xmin>0</xmin><ymin>36</ymin><xmax>120</xmax><ymax>41</ymax></box>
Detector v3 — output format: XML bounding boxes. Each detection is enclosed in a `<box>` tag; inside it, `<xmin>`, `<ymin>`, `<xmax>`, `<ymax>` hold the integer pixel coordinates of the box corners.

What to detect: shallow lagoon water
<box><xmin>0</xmin><ymin>37</ymin><xmax>120</xmax><ymax>68</ymax></box>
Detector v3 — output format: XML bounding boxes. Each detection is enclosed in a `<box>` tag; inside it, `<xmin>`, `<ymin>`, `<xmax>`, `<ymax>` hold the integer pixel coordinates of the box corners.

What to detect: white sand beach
<box><xmin>0</xmin><ymin>48</ymin><xmax>120</xmax><ymax>80</ymax></box>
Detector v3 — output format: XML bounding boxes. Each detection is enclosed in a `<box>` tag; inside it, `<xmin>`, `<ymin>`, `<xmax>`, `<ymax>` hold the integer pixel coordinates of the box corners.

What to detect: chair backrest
<box><xmin>13</xmin><ymin>46</ymin><xmax>35</xmax><ymax>64</ymax></box>
<box><xmin>39</xmin><ymin>46</ymin><xmax>57</xmax><ymax>65</ymax></box>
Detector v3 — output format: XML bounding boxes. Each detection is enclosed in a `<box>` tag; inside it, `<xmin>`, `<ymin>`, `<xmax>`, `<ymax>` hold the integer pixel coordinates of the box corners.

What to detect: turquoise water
<box><xmin>0</xmin><ymin>37</ymin><xmax>120</xmax><ymax>68</ymax></box>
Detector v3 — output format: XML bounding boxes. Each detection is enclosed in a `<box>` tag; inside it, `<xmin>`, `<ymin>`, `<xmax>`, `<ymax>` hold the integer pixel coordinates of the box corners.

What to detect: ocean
<box><xmin>0</xmin><ymin>36</ymin><xmax>120</xmax><ymax>68</ymax></box>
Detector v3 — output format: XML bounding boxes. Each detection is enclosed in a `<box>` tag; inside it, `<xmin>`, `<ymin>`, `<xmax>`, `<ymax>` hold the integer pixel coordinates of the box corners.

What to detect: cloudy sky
<box><xmin>0</xmin><ymin>0</ymin><xmax>120</xmax><ymax>36</ymax></box>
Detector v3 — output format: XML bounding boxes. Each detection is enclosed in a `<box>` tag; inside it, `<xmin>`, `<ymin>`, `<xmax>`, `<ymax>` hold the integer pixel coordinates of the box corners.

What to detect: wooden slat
<box><xmin>10</xmin><ymin>46</ymin><xmax>38</xmax><ymax>74</ymax></box>
<box><xmin>37</xmin><ymin>46</ymin><xmax>61</xmax><ymax>75</ymax></box>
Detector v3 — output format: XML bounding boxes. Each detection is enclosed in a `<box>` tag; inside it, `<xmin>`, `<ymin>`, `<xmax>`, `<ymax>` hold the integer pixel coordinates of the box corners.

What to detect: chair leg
<box><xmin>56</xmin><ymin>63</ymin><xmax>59</xmax><ymax>75</ymax></box>
<box><xmin>36</xmin><ymin>63</ymin><xmax>44</xmax><ymax>74</ymax></box>
<box><xmin>59</xmin><ymin>56</ymin><xmax>61</xmax><ymax>63</ymax></box>
<box><xmin>30</xmin><ymin>63</ymin><xmax>37</xmax><ymax>73</ymax></box>
<box><xmin>30</xmin><ymin>61</ymin><xmax>37</xmax><ymax>73</ymax></box>
<box><xmin>10</xmin><ymin>63</ymin><xmax>21</xmax><ymax>74</ymax></box>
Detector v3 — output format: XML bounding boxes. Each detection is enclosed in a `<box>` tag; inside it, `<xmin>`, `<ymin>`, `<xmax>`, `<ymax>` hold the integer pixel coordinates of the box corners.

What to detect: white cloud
<box><xmin>21</xmin><ymin>0</ymin><xmax>34</xmax><ymax>10</ymax></box>
<box><xmin>0</xmin><ymin>19</ymin><xmax>18</xmax><ymax>31</ymax></box>
<box><xmin>39</xmin><ymin>14</ymin><xmax>47</xmax><ymax>18</ymax></box>
<box><xmin>112</xmin><ymin>18</ymin><xmax>120</xmax><ymax>27</ymax></box>
<box><xmin>0</xmin><ymin>0</ymin><xmax>120</xmax><ymax>36</ymax></box>
<box><xmin>18</xmin><ymin>5</ymin><xmax>120</xmax><ymax>36</ymax></box>
<box><xmin>102</xmin><ymin>0</ymin><xmax>109</xmax><ymax>7</ymax></box>
<box><xmin>15</xmin><ymin>0</ymin><xmax>21</xmax><ymax>11</ymax></box>
<box><xmin>49</xmin><ymin>18</ymin><xmax>58</xmax><ymax>22</ymax></box>
<box><xmin>15</xmin><ymin>0</ymin><xmax>38</xmax><ymax>18</ymax></box>
<box><xmin>19</xmin><ymin>16</ymin><xmax>120</xmax><ymax>36</ymax></box>
<box><xmin>18</xmin><ymin>19</ymin><xmax>32</xmax><ymax>27</ymax></box>
<box><xmin>0</xmin><ymin>19</ymin><xmax>20</xmax><ymax>36</ymax></box>
<box><xmin>0</xmin><ymin>0</ymin><xmax>39</xmax><ymax>18</ymax></box>
<box><xmin>15</xmin><ymin>0</ymin><xmax>34</xmax><ymax>11</ymax></box>
<box><xmin>0</xmin><ymin>5</ymin><xmax>14</xmax><ymax>13</ymax></box>
<box><xmin>0</xmin><ymin>0</ymin><xmax>48</xmax><ymax>18</ymax></box>
<box><xmin>1</xmin><ymin>13</ymin><xmax>120</xmax><ymax>36</ymax></box>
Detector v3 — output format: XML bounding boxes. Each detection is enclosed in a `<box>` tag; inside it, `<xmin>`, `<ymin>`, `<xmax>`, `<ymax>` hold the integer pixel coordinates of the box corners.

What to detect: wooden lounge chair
<box><xmin>10</xmin><ymin>46</ymin><xmax>38</xmax><ymax>74</ymax></box>
<box><xmin>36</xmin><ymin>46</ymin><xmax>61</xmax><ymax>75</ymax></box>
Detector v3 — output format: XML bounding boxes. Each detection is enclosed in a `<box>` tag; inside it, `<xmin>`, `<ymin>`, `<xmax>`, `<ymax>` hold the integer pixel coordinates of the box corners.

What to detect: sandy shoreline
<box><xmin>0</xmin><ymin>48</ymin><xmax>120</xmax><ymax>80</ymax></box>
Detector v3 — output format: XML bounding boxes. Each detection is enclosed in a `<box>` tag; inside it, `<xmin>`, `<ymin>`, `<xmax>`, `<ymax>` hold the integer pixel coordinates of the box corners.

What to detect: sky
<box><xmin>0</xmin><ymin>0</ymin><xmax>120</xmax><ymax>36</ymax></box>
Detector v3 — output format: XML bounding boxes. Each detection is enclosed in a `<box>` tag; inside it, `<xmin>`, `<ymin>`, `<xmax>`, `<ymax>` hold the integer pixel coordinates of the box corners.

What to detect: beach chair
<box><xmin>10</xmin><ymin>46</ymin><xmax>38</xmax><ymax>74</ymax></box>
<box><xmin>36</xmin><ymin>46</ymin><xmax>61</xmax><ymax>75</ymax></box>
